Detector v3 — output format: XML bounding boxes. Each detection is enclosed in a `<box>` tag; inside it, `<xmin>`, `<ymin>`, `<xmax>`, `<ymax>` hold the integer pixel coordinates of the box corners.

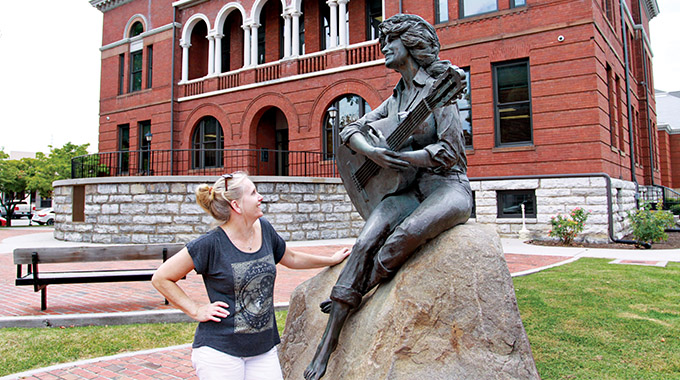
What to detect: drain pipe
<box><xmin>634</xmin><ymin>1</ymin><xmax>655</xmax><ymax>185</ymax></box>
<box><xmin>170</xmin><ymin>6</ymin><xmax>178</xmax><ymax>175</ymax></box>
<box><xmin>619</xmin><ymin>0</ymin><xmax>639</xmax><ymax>208</ymax></box>
<box><xmin>471</xmin><ymin>173</ymin><xmax>648</xmax><ymax>247</ymax></box>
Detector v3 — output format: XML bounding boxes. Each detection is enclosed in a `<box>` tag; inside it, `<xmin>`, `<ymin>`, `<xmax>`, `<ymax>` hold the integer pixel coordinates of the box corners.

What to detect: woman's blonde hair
<box><xmin>195</xmin><ymin>171</ymin><xmax>248</xmax><ymax>223</ymax></box>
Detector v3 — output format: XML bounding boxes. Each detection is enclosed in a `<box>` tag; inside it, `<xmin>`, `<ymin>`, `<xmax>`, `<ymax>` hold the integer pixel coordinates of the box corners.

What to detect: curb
<box><xmin>0</xmin><ymin>303</ymin><xmax>290</xmax><ymax>328</ymax></box>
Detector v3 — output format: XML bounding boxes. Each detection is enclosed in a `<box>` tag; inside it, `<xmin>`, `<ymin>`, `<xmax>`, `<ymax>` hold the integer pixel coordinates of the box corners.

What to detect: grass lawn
<box><xmin>0</xmin><ymin>259</ymin><xmax>678</xmax><ymax>379</ymax></box>
<box><xmin>515</xmin><ymin>258</ymin><xmax>680</xmax><ymax>380</ymax></box>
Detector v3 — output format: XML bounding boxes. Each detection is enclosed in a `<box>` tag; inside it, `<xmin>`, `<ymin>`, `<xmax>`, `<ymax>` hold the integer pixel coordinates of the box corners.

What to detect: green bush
<box><xmin>627</xmin><ymin>202</ymin><xmax>676</xmax><ymax>246</ymax></box>
<box><xmin>549</xmin><ymin>207</ymin><xmax>590</xmax><ymax>245</ymax></box>
<box><xmin>670</xmin><ymin>203</ymin><xmax>680</xmax><ymax>216</ymax></box>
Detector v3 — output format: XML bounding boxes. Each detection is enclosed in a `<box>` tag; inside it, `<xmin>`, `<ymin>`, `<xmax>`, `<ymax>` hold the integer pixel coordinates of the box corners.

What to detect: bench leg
<box><xmin>41</xmin><ymin>287</ymin><xmax>47</xmax><ymax>311</ymax></box>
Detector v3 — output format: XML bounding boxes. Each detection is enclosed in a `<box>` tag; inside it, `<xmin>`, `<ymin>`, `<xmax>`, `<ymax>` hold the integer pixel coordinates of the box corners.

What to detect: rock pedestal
<box><xmin>278</xmin><ymin>223</ymin><xmax>540</xmax><ymax>380</ymax></box>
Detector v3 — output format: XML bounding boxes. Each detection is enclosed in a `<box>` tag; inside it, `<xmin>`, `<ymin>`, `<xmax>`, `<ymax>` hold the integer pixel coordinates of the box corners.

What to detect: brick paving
<box><xmin>0</xmin><ymin>228</ymin><xmax>572</xmax><ymax>380</ymax></box>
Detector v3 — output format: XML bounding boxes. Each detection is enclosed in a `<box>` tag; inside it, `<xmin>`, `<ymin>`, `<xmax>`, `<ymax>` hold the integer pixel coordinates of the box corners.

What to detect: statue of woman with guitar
<box><xmin>304</xmin><ymin>14</ymin><xmax>473</xmax><ymax>380</ymax></box>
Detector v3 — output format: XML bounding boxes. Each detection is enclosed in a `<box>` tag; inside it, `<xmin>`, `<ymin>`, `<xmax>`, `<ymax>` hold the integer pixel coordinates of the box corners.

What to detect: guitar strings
<box><xmin>352</xmin><ymin>76</ymin><xmax>459</xmax><ymax>189</ymax></box>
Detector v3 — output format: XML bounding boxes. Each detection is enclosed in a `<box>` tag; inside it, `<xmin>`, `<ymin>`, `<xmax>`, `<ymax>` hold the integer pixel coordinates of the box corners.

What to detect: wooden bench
<box><xmin>14</xmin><ymin>243</ymin><xmax>185</xmax><ymax>310</ymax></box>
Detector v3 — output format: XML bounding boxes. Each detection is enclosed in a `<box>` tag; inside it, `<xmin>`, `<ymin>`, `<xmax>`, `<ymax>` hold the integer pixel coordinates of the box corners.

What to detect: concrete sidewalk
<box><xmin>1</xmin><ymin>227</ymin><xmax>678</xmax><ymax>380</ymax></box>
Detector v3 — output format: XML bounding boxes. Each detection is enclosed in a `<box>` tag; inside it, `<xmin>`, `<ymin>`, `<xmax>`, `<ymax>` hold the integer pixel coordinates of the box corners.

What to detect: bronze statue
<box><xmin>304</xmin><ymin>14</ymin><xmax>473</xmax><ymax>380</ymax></box>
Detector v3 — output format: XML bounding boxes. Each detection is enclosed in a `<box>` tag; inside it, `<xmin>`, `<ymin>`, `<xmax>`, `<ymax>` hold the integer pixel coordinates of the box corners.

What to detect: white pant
<box><xmin>191</xmin><ymin>345</ymin><xmax>284</xmax><ymax>380</ymax></box>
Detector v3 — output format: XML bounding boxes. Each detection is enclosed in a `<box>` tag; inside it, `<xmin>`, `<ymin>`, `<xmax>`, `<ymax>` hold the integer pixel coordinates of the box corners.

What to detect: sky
<box><xmin>0</xmin><ymin>0</ymin><xmax>678</xmax><ymax>155</ymax></box>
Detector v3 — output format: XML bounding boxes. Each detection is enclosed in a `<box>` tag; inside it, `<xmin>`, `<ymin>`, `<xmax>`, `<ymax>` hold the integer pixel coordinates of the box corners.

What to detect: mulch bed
<box><xmin>528</xmin><ymin>230</ymin><xmax>680</xmax><ymax>250</ymax></box>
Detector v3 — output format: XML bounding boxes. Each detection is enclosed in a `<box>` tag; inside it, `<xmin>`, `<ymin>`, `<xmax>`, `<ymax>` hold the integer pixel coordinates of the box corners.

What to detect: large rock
<box><xmin>279</xmin><ymin>223</ymin><xmax>540</xmax><ymax>380</ymax></box>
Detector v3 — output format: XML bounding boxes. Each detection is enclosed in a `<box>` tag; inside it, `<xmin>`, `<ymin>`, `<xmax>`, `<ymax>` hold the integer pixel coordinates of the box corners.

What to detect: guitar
<box><xmin>336</xmin><ymin>66</ymin><xmax>466</xmax><ymax>219</ymax></box>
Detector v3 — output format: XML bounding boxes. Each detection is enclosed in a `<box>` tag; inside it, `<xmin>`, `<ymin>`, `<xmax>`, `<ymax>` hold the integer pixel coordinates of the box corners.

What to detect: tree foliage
<box><xmin>0</xmin><ymin>143</ymin><xmax>90</xmax><ymax>227</ymax></box>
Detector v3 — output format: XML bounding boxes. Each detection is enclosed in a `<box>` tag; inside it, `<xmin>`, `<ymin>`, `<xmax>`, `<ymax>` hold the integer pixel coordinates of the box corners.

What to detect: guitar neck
<box><xmin>354</xmin><ymin>99</ymin><xmax>434</xmax><ymax>189</ymax></box>
<box><xmin>386</xmin><ymin>100</ymin><xmax>432</xmax><ymax>151</ymax></box>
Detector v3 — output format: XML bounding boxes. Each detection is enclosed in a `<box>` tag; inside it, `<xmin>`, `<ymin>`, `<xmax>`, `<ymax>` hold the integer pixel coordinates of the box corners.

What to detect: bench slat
<box><xmin>16</xmin><ymin>269</ymin><xmax>157</xmax><ymax>286</ymax></box>
<box><xmin>13</xmin><ymin>243</ymin><xmax>185</xmax><ymax>264</ymax></box>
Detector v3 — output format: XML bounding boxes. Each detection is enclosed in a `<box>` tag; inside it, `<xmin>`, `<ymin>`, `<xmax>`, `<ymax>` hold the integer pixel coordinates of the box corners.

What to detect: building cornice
<box><xmin>89</xmin><ymin>0</ymin><xmax>134</xmax><ymax>13</ymax></box>
<box><xmin>172</xmin><ymin>0</ymin><xmax>210</xmax><ymax>9</ymax></box>
<box><xmin>641</xmin><ymin>0</ymin><xmax>660</xmax><ymax>20</ymax></box>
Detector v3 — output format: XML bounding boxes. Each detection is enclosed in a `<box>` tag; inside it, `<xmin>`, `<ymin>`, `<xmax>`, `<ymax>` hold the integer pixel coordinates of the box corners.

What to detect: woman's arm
<box><xmin>278</xmin><ymin>246</ymin><xmax>351</xmax><ymax>270</ymax></box>
<box><xmin>152</xmin><ymin>248</ymin><xmax>230</xmax><ymax>322</ymax></box>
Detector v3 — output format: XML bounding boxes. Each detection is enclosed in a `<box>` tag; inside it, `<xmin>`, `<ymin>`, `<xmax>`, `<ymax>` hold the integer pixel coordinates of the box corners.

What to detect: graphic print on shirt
<box><xmin>232</xmin><ymin>255</ymin><xmax>276</xmax><ymax>334</ymax></box>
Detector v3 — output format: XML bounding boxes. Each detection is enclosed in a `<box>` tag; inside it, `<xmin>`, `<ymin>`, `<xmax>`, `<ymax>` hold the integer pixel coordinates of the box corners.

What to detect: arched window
<box><xmin>192</xmin><ymin>116</ymin><xmax>224</xmax><ymax>169</ymax></box>
<box><xmin>323</xmin><ymin>95</ymin><xmax>371</xmax><ymax>159</ymax></box>
<box><xmin>130</xmin><ymin>21</ymin><xmax>144</xmax><ymax>37</ymax></box>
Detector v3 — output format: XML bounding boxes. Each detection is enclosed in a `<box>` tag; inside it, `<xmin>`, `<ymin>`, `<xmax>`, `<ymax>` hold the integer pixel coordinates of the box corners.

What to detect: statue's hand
<box><xmin>367</xmin><ymin>147</ymin><xmax>409</xmax><ymax>171</ymax></box>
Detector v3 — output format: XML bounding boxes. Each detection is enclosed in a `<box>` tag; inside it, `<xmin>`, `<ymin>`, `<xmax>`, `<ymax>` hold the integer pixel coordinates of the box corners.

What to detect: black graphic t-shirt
<box><xmin>187</xmin><ymin>218</ymin><xmax>286</xmax><ymax>357</ymax></box>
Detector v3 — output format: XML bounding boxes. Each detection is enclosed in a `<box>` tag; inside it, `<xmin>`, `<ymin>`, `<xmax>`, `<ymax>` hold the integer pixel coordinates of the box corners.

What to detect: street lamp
<box><xmin>144</xmin><ymin>132</ymin><xmax>152</xmax><ymax>175</ymax></box>
<box><xmin>327</xmin><ymin>105</ymin><xmax>338</xmax><ymax>161</ymax></box>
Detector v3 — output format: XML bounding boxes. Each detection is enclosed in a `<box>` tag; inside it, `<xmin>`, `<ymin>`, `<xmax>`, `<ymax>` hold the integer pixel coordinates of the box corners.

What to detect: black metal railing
<box><xmin>71</xmin><ymin>149</ymin><xmax>339</xmax><ymax>179</ymax></box>
<box><xmin>639</xmin><ymin>184</ymin><xmax>680</xmax><ymax>209</ymax></box>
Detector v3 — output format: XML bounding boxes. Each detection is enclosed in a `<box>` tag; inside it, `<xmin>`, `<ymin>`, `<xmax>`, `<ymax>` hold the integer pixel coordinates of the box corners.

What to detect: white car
<box><xmin>32</xmin><ymin>208</ymin><xmax>55</xmax><ymax>225</ymax></box>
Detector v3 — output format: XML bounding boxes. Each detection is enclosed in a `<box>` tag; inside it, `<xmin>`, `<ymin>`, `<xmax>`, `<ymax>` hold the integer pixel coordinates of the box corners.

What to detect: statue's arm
<box><xmin>398</xmin><ymin>102</ymin><xmax>462</xmax><ymax>169</ymax></box>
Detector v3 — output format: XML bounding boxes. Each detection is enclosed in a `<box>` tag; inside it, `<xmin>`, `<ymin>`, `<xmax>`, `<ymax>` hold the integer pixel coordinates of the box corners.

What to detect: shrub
<box><xmin>670</xmin><ymin>203</ymin><xmax>680</xmax><ymax>216</ymax></box>
<box><xmin>627</xmin><ymin>202</ymin><xmax>675</xmax><ymax>246</ymax></box>
<box><xmin>549</xmin><ymin>207</ymin><xmax>590</xmax><ymax>245</ymax></box>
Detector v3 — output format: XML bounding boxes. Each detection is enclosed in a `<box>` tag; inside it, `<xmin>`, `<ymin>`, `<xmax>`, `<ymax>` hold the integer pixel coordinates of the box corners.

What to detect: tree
<box><xmin>0</xmin><ymin>150</ymin><xmax>31</xmax><ymax>227</ymax></box>
<box><xmin>0</xmin><ymin>143</ymin><xmax>90</xmax><ymax>227</ymax></box>
<box><xmin>26</xmin><ymin>143</ymin><xmax>91</xmax><ymax>198</ymax></box>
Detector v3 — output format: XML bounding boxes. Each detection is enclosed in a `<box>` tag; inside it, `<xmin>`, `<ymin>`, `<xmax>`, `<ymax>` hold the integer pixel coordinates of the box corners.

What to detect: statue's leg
<box><xmin>366</xmin><ymin>178</ymin><xmax>472</xmax><ymax>290</ymax></box>
<box><xmin>305</xmin><ymin>193</ymin><xmax>419</xmax><ymax>380</ymax></box>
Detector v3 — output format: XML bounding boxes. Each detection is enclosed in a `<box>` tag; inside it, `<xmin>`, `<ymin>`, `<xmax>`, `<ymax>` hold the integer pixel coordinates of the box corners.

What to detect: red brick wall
<box><xmin>94</xmin><ymin>0</ymin><xmax>661</xmax><ymax>184</ymax></box>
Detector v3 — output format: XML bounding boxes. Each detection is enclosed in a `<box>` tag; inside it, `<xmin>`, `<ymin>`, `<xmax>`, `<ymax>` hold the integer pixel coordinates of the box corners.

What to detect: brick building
<box><xmin>79</xmin><ymin>0</ymin><xmax>674</xmax><ymax>242</ymax></box>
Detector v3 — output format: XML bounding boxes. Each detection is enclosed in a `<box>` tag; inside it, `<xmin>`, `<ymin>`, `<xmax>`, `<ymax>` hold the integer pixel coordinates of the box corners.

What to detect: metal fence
<box><xmin>71</xmin><ymin>149</ymin><xmax>339</xmax><ymax>179</ymax></box>
<box><xmin>639</xmin><ymin>184</ymin><xmax>680</xmax><ymax>210</ymax></box>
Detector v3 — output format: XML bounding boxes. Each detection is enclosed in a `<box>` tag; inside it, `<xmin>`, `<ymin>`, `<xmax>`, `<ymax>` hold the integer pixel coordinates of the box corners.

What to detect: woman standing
<box><xmin>152</xmin><ymin>172</ymin><xmax>350</xmax><ymax>380</ymax></box>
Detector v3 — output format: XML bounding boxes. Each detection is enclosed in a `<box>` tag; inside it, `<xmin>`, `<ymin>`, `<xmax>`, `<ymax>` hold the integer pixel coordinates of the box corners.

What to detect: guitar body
<box><xmin>337</xmin><ymin>118</ymin><xmax>418</xmax><ymax>220</ymax></box>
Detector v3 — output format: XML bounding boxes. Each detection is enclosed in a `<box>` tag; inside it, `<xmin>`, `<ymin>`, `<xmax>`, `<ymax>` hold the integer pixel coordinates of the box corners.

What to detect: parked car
<box><xmin>0</xmin><ymin>216</ymin><xmax>6</xmax><ymax>227</ymax></box>
<box><xmin>32</xmin><ymin>208</ymin><xmax>55</xmax><ymax>225</ymax></box>
<box><xmin>7</xmin><ymin>202</ymin><xmax>35</xmax><ymax>219</ymax></box>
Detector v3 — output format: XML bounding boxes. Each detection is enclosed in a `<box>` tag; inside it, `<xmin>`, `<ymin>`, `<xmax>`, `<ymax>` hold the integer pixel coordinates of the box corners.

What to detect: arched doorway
<box><xmin>256</xmin><ymin>107</ymin><xmax>289</xmax><ymax>176</ymax></box>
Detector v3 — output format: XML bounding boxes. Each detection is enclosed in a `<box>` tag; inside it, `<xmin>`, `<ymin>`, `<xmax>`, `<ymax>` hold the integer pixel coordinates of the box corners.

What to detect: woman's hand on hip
<box><xmin>194</xmin><ymin>301</ymin><xmax>230</xmax><ymax>322</ymax></box>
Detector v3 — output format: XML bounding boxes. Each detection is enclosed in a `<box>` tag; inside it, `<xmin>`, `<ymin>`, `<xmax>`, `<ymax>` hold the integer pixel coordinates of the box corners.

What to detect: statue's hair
<box><xmin>195</xmin><ymin>171</ymin><xmax>248</xmax><ymax>223</ymax></box>
<box><xmin>378</xmin><ymin>14</ymin><xmax>451</xmax><ymax>77</ymax></box>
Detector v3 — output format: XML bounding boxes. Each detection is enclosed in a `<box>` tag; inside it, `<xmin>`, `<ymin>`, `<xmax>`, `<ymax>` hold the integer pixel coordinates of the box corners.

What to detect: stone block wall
<box><xmin>53</xmin><ymin>176</ymin><xmax>364</xmax><ymax>244</ymax></box>
<box><xmin>53</xmin><ymin>174</ymin><xmax>635</xmax><ymax>244</ymax></box>
<box><xmin>472</xmin><ymin>175</ymin><xmax>636</xmax><ymax>243</ymax></box>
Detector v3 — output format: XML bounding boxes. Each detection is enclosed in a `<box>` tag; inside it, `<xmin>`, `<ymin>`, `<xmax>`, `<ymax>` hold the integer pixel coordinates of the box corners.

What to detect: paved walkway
<box><xmin>1</xmin><ymin>227</ymin><xmax>678</xmax><ymax>380</ymax></box>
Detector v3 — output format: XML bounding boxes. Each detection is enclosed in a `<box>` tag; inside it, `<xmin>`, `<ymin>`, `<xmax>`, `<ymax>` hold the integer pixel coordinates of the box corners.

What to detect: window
<box><xmin>118</xmin><ymin>124</ymin><xmax>130</xmax><ymax>175</ymax></box>
<box><xmin>258</xmin><ymin>16</ymin><xmax>266</xmax><ymax>64</ymax></box>
<box><xmin>129</xmin><ymin>50</ymin><xmax>143</xmax><ymax>92</ymax></box>
<box><xmin>367</xmin><ymin>0</ymin><xmax>382</xmax><ymax>39</ymax></box>
<box><xmin>146</xmin><ymin>45</ymin><xmax>153</xmax><ymax>89</ymax></box>
<box><xmin>130</xmin><ymin>21</ymin><xmax>144</xmax><ymax>38</ymax></box>
<box><xmin>118</xmin><ymin>54</ymin><xmax>125</xmax><ymax>95</ymax></box>
<box><xmin>494</xmin><ymin>60</ymin><xmax>532</xmax><ymax>146</ymax></box>
<box><xmin>604</xmin><ymin>0</ymin><xmax>614</xmax><ymax>23</ymax></box>
<box><xmin>323</xmin><ymin>95</ymin><xmax>371</xmax><ymax>159</ymax></box>
<box><xmin>497</xmin><ymin>190</ymin><xmax>536</xmax><ymax>218</ymax></box>
<box><xmin>511</xmin><ymin>0</ymin><xmax>526</xmax><ymax>7</ymax></box>
<box><xmin>606</xmin><ymin>64</ymin><xmax>617</xmax><ymax>148</ymax></box>
<box><xmin>299</xmin><ymin>10</ymin><xmax>306</xmax><ymax>55</ymax></box>
<box><xmin>139</xmin><ymin>121</ymin><xmax>151</xmax><ymax>174</ymax></box>
<box><xmin>616</xmin><ymin>74</ymin><xmax>624</xmax><ymax>151</ymax></box>
<box><xmin>460</xmin><ymin>0</ymin><xmax>497</xmax><ymax>18</ymax></box>
<box><xmin>435</xmin><ymin>0</ymin><xmax>449</xmax><ymax>24</ymax></box>
<box><xmin>458</xmin><ymin>68</ymin><xmax>473</xmax><ymax>148</ymax></box>
<box><xmin>192</xmin><ymin>116</ymin><xmax>224</xmax><ymax>169</ymax></box>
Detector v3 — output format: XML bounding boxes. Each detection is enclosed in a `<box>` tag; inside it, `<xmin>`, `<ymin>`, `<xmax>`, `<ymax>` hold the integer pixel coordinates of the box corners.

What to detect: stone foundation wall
<box><xmin>53</xmin><ymin>176</ymin><xmax>364</xmax><ymax>244</ymax></box>
<box><xmin>53</xmin><ymin>174</ymin><xmax>635</xmax><ymax>244</ymax></box>
<box><xmin>473</xmin><ymin>175</ymin><xmax>635</xmax><ymax>243</ymax></box>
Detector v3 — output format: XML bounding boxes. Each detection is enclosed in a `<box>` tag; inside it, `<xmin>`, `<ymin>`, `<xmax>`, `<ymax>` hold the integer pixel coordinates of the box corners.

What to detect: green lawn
<box><xmin>515</xmin><ymin>258</ymin><xmax>680</xmax><ymax>380</ymax></box>
<box><xmin>1</xmin><ymin>260</ymin><xmax>678</xmax><ymax>379</ymax></box>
